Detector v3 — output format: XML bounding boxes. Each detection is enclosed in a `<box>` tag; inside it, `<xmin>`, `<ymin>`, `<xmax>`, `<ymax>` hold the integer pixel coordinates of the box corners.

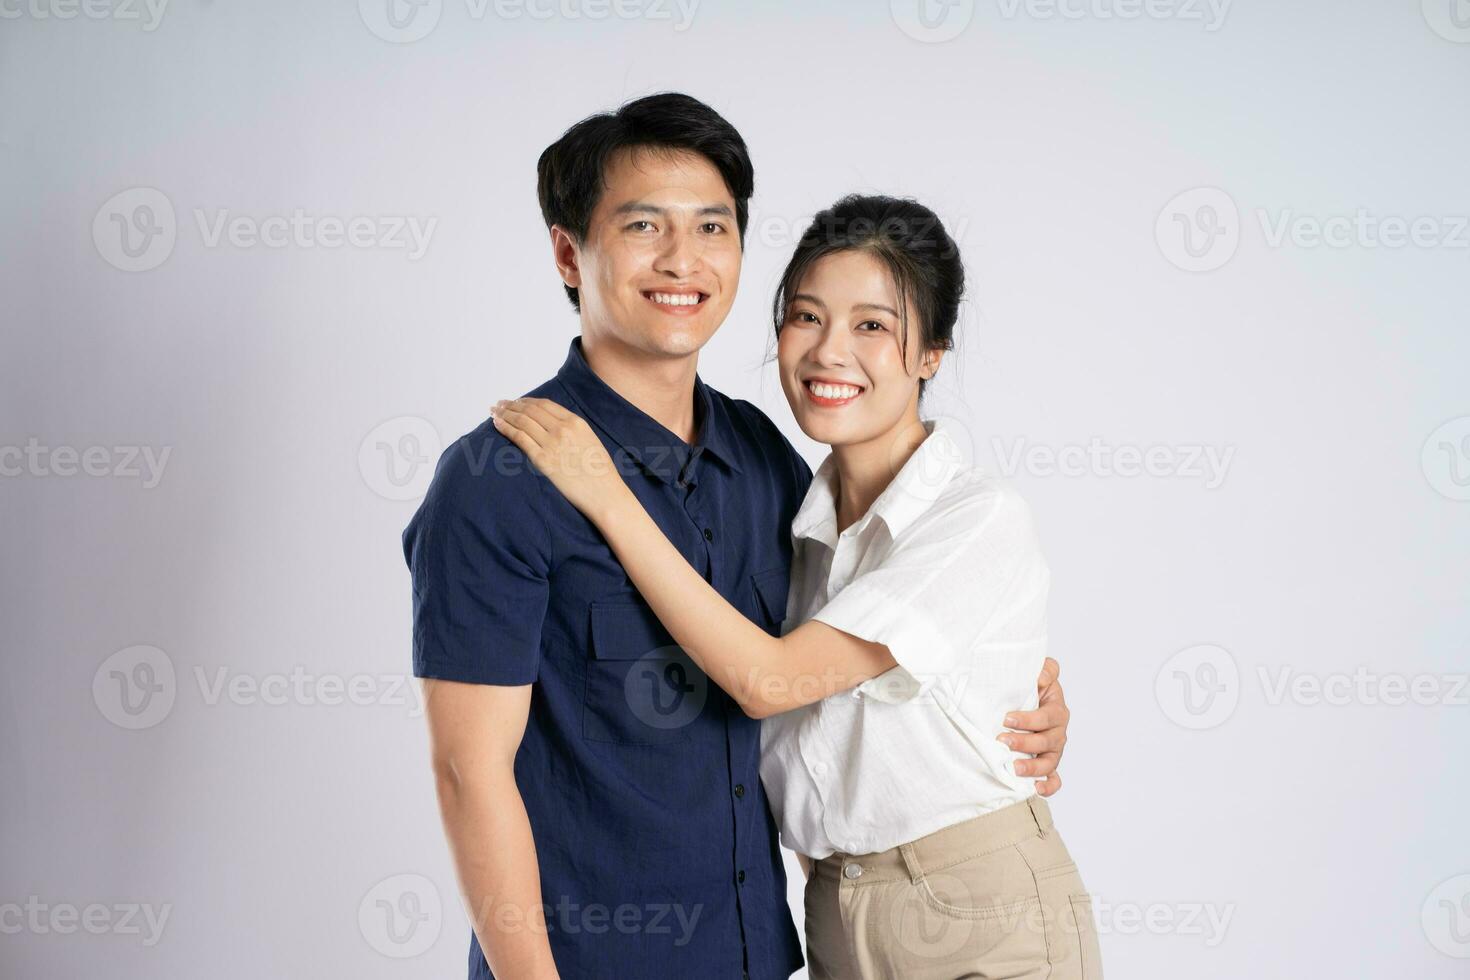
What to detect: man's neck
<box><xmin>579</xmin><ymin>331</ymin><xmax>700</xmax><ymax>445</ymax></box>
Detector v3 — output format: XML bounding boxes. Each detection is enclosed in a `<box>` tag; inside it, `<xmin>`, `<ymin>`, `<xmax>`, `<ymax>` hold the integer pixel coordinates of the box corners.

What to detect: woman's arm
<box><xmin>591</xmin><ymin>477</ymin><xmax>897</xmax><ymax>717</ymax></box>
<box><xmin>490</xmin><ymin>396</ymin><xmax>895</xmax><ymax>718</ymax></box>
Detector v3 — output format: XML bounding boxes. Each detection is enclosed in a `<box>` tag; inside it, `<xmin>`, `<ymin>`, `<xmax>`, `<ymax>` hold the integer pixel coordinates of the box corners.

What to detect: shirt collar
<box><xmin>790</xmin><ymin>417</ymin><xmax>964</xmax><ymax>548</ymax></box>
<box><xmin>553</xmin><ymin>336</ymin><xmax>742</xmax><ymax>487</ymax></box>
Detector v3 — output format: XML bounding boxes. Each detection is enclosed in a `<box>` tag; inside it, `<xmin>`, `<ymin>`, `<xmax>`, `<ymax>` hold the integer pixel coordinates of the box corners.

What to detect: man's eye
<box><xmin>628</xmin><ymin>220</ymin><xmax>656</xmax><ymax>232</ymax></box>
<box><xmin>700</xmin><ymin>222</ymin><xmax>726</xmax><ymax>234</ymax></box>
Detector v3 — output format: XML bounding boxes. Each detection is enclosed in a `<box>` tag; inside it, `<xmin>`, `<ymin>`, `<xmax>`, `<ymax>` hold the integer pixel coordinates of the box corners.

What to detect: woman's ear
<box><xmin>921</xmin><ymin>349</ymin><xmax>944</xmax><ymax>380</ymax></box>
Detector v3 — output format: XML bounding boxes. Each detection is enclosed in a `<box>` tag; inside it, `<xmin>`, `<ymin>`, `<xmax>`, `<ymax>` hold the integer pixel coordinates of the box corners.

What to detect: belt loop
<box><xmin>1028</xmin><ymin>796</ymin><xmax>1051</xmax><ymax>838</ymax></box>
<box><xmin>899</xmin><ymin>842</ymin><xmax>924</xmax><ymax>885</ymax></box>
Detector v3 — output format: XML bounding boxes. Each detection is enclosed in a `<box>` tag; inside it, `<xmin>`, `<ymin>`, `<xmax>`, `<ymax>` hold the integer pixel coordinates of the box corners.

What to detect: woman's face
<box><xmin>777</xmin><ymin>249</ymin><xmax>935</xmax><ymax>449</ymax></box>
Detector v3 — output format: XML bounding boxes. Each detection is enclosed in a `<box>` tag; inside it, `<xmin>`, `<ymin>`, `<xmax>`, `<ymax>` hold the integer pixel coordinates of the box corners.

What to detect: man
<box><xmin>402</xmin><ymin>92</ymin><xmax>1071</xmax><ymax>980</ymax></box>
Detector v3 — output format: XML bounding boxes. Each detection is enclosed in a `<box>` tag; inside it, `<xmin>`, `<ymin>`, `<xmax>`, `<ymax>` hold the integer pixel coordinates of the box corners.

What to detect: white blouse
<box><xmin>759</xmin><ymin>417</ymin><xmax>1051</xmax><ymax>859</ymax></box>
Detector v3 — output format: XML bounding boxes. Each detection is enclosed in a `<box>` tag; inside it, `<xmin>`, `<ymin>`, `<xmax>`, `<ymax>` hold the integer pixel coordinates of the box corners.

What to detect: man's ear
<box><xmin>549</xmin><ymin>225</ymin><xmax>582</xmax><ymax>290</ymax></box>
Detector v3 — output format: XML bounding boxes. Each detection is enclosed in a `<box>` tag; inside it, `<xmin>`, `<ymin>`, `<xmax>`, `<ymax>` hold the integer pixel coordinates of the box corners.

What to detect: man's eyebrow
<box><xmin>611</xmin><ymin>201</ymin><xmax>734</xmax><ymax>218</ymax></box>
<box><xmin>612</xmin><ymin>201</ymin><xmax>665</xmax><ymax>217</ymax></box>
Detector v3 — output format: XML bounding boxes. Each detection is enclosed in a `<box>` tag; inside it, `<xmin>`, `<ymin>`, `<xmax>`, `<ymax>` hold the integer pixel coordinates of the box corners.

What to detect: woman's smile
<box><xmin>802</xmin><ymin>377</ymin><xmax>867</xmax><ymax>407</ymax></box>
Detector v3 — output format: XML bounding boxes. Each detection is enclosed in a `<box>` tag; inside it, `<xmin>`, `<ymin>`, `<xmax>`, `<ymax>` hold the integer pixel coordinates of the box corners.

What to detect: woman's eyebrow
<box><xmin>853</xmin><ymin>302</ymin><xmax>899</xmax><ymax>317</ymax></box>
<box><xmin>790</xmin><ymin>293</ymin><xmax>828</xmax><ymax>310</ymax></box>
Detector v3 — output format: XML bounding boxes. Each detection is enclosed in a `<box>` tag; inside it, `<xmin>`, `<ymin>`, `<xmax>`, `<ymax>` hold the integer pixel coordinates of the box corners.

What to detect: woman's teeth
<box><xmin>807</xmin><ymin>382</ymin><xmax>862</xmax><ymax>399</ymax></box>
<box><xmin>648</xmin><ymin>292</ymin><xmax>702</xmax><ymax>306</ymax></box>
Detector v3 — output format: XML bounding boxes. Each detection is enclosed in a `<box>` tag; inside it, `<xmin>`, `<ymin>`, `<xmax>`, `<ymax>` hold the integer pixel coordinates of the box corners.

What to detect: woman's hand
<box><xmin>490</xmin><ymin>397</ymin><xmax>628</xmax><ymax>524</ymax></box>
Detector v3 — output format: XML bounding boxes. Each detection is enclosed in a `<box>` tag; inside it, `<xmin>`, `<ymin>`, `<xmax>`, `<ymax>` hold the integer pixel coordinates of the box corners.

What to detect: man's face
<box><xmin>557</xmin><ymin>147</ymin><xmax>741</xmax><ymax>359</ymax></box>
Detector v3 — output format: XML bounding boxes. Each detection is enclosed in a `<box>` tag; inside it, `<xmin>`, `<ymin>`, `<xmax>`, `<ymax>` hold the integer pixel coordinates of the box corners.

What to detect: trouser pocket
<box><xmin>1017</xmin><ymin>828</ymin><xmax>1103</xmax><ymax>979</ymax></box>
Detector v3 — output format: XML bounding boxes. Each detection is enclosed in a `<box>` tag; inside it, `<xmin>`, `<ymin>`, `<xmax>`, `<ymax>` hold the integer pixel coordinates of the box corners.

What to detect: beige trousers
<box><xmin>804</xmin><ymin>796</ymin><xmax>1103</xmax><ymax>979</ymax></box>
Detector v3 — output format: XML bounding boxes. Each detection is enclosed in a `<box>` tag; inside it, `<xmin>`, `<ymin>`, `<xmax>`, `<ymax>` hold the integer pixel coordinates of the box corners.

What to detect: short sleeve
<box><xmin>401</xmin><ymin>426</ymin><xmax>553</xmax><ymax>685</ymax></box>
<box><xmin>808</xmin><ymin>482</ymin><xmax>1048</xmax><ymax>702</ymax></box>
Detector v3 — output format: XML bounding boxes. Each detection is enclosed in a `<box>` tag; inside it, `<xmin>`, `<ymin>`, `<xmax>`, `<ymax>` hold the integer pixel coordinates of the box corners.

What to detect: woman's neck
<box><xmin>830</xmin><ymin>412</ymin><xmax>931</xmax><ymax>534</ymax></box>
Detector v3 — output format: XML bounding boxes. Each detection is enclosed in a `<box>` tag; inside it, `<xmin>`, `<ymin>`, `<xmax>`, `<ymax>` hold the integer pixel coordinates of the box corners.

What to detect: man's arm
<box><xmin>998</xmin><ymin>657</ymin><xmax>1069</xmax><ymax>797</ymax></box>
<box><xmin>424</xmin><ymin>679</ymin><xmax>558</xmax><ymax>980</ymax></box>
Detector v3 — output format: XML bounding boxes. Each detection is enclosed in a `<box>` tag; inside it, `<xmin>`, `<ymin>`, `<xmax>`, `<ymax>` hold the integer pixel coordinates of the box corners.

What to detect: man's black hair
<box><xmin>536</xmin><ymin>92</ymin><xmax>755</xmax><ymax>311</ymax></box>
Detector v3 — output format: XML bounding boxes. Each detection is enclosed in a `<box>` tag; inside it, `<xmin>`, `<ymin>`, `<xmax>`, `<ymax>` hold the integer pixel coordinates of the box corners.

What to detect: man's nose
<box><xmin>653</xmin><ymin>225</ymin><xmax>704</xmax><ymax>278</ymax></box>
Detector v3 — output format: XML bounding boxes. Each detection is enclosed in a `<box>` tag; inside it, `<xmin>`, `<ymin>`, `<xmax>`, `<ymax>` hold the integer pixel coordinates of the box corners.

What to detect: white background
<box><xmin>2</xmin><ymin>0</ymin><xmax>1468</xmax><ymax>977</ymax></box>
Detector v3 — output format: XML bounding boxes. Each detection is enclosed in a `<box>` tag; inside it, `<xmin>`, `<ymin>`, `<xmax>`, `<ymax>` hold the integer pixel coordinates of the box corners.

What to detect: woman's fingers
<box><xmin>497</xmin><ymin>398</ymin><xmax>578</xmax><ymax>438</ymax></box>
<box><xmin>490</xmin><ymin>413</ymin><xmax>545</xmax><ymax>471</ymax></box>
<box><xmin>508</xmin><ymin>398</ymin><xmax>565</xmax><ymax>431</ymax></box>
<box><xmin>492</xmin><ymin>402</ymin><xmax>552</xmax><ymax>441</ymax></box>
<box><xmin>527</xmin><ymin>397</ymin><xmax>574</xmax><ymax>421</ymax></box>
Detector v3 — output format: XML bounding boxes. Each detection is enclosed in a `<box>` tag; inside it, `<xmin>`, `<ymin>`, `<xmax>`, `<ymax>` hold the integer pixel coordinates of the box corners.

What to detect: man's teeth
<box><xmin>649</xmin><ymin>292</ymin><xmax>702</xmax><ymax>306</ymax></box>
<box><xmin>809</xmin><ymin>382</ymin><xmax>862</xmax><ymax>399</ymax></box>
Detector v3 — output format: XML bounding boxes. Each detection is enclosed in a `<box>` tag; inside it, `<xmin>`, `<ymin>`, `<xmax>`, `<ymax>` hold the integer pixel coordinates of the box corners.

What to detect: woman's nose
<box><xmin>812</xmin><ymin>323</ymin><xmax>851</xmax><ymax>365</ymax></box>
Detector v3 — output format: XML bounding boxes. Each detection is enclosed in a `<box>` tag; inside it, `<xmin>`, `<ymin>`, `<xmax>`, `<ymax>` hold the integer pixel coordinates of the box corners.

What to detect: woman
<box><xmin>491</xmin><ymin>195</ymin><xmax>1103</xmax><ymax>978</ymax></box>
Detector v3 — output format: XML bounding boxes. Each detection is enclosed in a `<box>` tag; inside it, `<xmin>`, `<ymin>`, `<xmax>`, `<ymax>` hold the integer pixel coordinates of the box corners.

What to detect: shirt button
<box><xmin>813</xmin><ymin>761</ymin><xmax>828</xmax><ymax>776</ymax></box>
<box><xmin>734</xmin><ymin>783</ymin><xmax>745</xmax><ymax>798</ymax></box>
<box><xmin>843</xmin><ymin>863</ymin><xmax>864</xmax><ymax>880</ymax></box>
<box><xmin>737</xmin><ymin>869</ymin><xmax>746</xmax><ymax>884</ymax></box>
<box><xmin>703</xmin><ymin>527</ymin><xmax>714</xmax><ymax>542</ymax></box>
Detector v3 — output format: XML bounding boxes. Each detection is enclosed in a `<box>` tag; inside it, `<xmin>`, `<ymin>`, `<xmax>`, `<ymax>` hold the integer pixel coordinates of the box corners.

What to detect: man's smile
<box><xmin>641</xmin><ymin>287</ymin><xmax>710</xmax><ymax>314</ymax></box>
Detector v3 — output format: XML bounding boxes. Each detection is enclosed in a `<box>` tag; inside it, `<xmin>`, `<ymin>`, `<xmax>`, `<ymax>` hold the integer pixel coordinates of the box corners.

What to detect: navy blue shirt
<box><xmin>403</xmin><ymin>336</ymin><xmax>811</xmax><ymax>980</ymax></box>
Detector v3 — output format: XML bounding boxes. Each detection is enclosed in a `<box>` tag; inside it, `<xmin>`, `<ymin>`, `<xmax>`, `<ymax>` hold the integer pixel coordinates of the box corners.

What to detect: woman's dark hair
<box><xmin>772</xmin><ymin>195</ymin><xmax>964</xmax><ymax>403</ymax></box>
<box><xmin>536</xmin><ymin>92</ymin><xmax>755</xmax><ymax>311</ymax></box>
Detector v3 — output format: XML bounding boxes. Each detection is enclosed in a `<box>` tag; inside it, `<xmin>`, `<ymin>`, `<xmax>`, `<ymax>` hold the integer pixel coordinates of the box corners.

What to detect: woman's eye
<box><xmin>791</xmin><ymin>311</ymin><xmax>818</xmax><ymax>325</ymax></box>
<box><xmin>858</xmin><ymin>320</ymin><xmax>887</xmax><ymax>332</ymax></box>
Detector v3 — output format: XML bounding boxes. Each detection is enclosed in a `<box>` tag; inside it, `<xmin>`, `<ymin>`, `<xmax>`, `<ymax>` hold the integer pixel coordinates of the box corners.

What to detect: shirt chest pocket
<box><xmin>750</xmin><ymin>566</ymin><xmax>790</xmax><ymax>636</ymax></box>
<box><xmin>582</xmin><ymin>597</ymin><xmax>707</xmax><ymax>745</ymax></box>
